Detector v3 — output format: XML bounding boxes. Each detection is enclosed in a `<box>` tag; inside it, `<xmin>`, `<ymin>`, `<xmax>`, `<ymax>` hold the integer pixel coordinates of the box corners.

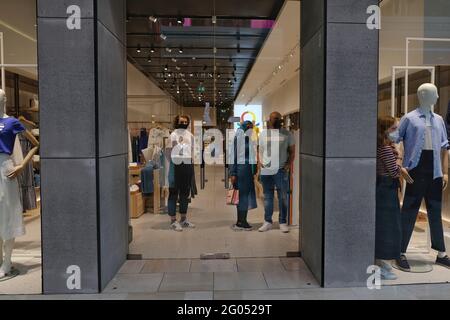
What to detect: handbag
<box><xmin>226</xmin><ymin>187</ymin><xmax>239</xmax><ymax>206</ymax></box>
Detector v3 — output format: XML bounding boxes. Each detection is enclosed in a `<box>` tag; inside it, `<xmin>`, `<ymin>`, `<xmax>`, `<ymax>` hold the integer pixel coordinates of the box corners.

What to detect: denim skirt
<box><xmin>375</xmin><ymin>176</ymin><xmax>401</xmax><ymax>260</ymax></box>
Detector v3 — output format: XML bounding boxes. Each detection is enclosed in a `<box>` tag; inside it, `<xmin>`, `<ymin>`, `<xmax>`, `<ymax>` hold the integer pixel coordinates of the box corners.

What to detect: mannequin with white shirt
<box><xmin>0</xmin><ymin>89</ymin><xmax>39</xmax><ymax>278</ymax></box>
<box><xmin>392</xmin><ymin>83</ymin><xmax>450</xmax><ymax>272</ymax></box>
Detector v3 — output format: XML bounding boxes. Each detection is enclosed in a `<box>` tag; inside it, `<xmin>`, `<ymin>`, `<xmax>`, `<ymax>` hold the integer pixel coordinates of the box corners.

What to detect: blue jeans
<box><xmin>260</xmin><ymin>168</ymin><xmax>289</xmax><ymax>224</ymax></box>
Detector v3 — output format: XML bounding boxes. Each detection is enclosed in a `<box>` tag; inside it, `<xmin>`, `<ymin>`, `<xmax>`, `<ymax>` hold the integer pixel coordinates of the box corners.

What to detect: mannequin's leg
<box><xmin>0</xmin><ymin>238</ymin><xmax>14</xmax><ymax>277</ymax></box>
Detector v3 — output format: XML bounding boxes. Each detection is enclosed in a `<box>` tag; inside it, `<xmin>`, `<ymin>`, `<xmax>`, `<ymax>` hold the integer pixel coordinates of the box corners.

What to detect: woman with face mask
<box><xmin>167</xmin><ymin>115</ymin><xmax>195</xmax><ymax>232</ymax></box>
<box><xmin>229</xmin><ymin>121</ymin><xmax>258</xmax><ymax>230</ymax></box>
<box><xmin>375</xmin><ymin>116</ymin><xmax>413</xmax><ymax>279</ymax></box>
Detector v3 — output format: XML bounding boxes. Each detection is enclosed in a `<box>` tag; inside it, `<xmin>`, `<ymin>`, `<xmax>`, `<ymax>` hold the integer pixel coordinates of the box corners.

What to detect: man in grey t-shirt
<box><xmin>258</xmin><ymin>112</ymin><xmax>296</xmax><ymax>233</ymax></box>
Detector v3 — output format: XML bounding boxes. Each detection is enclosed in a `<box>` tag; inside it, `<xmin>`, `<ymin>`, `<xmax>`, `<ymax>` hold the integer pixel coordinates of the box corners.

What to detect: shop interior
<box><xmin>125</xmin><ymin>0</ymin><xmax>301</xmax><ymax>263</ymax></box>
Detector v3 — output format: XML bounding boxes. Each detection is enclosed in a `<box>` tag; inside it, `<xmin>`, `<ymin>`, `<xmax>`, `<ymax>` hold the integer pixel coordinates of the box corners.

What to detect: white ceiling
<box><xmin>0</xmin><ymin>0</ymin><xmax>37</xmax><ymax>79</ymax></box>
<box><xmin>235</xmin><ymin>0</ymin><xmax>300</xmax><ymax>105</ymax></box>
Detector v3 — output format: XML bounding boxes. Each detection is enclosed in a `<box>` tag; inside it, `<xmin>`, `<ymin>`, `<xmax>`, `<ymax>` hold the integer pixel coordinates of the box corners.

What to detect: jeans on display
<box><xmin>260</xmin><ymin>168</ymin><xmax>289</xmax><ymax>224</ymax></box>
<box><xmin>375</xmin><ymin>176</ymin><xmax>401</xmax><ymax>260</ymax></box>
<box><xmin>401</xmin><ymin>150</ymin><xmax>446</xmax><ymax>253</ymax></box>
<box><xmin>168</xmin><ymin>163</ymin><xmax>192</xmax><ymax>217</ymax></box>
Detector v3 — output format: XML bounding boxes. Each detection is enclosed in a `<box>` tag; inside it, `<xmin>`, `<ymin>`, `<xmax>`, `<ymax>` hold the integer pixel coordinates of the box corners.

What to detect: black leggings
<box><xmin>168</xmin><ymin>164</ymin><xmax>192</xmax><ymax>217</ymax></box>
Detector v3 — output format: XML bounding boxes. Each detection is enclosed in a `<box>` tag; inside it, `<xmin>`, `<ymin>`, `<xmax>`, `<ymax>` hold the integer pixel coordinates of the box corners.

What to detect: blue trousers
<box><xmin>401</xmin><ymin>151</ymin><xmax>446</xmax><ymax>253</ymax></box>
<box><xmin>260</xmin><ymin>169</ymin><xmax>289</xmax><ymax>224</ymax></box>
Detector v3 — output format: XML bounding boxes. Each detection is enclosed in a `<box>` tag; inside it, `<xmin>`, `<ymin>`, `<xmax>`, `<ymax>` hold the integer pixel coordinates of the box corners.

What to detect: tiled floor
<box><xmin>0</xmin><ymin>212</ymin><xmax>42</xmax><ymax>295</ymax></box>
<box><xmin>129</xmin><ymin>165</ymin><xmax>300</xmax><ymax>259</ymax></box>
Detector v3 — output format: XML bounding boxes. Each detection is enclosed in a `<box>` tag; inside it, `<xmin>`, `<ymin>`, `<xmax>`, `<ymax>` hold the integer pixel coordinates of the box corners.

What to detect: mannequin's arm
<box><xmin>18</xmin><ymin>116</ymin><xmax>37</xmax><ymax>128</ymax></box>
<box><xmin>442</xmin><ymin>149</ymin><xmax>449</xmax><ymax>190</ymax></box>
<box><xmin>7</xmin><ymin>130</ymin><xmax>39</xmax><ymax>179</ymax></box>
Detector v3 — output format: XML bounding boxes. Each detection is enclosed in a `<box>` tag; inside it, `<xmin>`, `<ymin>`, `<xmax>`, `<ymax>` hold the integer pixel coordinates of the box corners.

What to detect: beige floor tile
<box><xmin>280</xmin><ymin>257</ymin><xmax>307</xmax><ymax>271</ymax></box>
<box><xmin>214</xmin><ymin>289</ymin><xmax>303</xmax><ymax>300</ymax></box>
<box><xmin>296</xmin><ymin>288</ymin><xmax>359</xmax><ymax>300</ymax></box>
<box><xmin>351</xmin><ymin>286</ymin><xmax>419</xmax><ymax>300</ymax></box>
<box><xmin>127</xmin><ymin>291</ymin><xmax>213</xmax><ymax>300</ymax></box>
<box><xmin>263</xmin><ymin>271</ymin><xmax>319</xmax><ymax>289</ymax></box>
<box><xmin>237</xmin><ymin>258</ymin><xmax>285</xmax><ymax>272</ymax></box>
<box><xmin>129</xmin><ymin>166</ymin><xmax>300</xmax><ymax>259</ymax></box>
<box><xmin>141</xmin><ymin>259</ymin><xmax>191</xmax><ymax>273</ymax></box>
<box><xmin>104</xmin><ymin>274</ymin><xmax>164</xmax><ymax>294</ymax></box>
<box><xmin>118</xmin><ymin>260</ymin><xmax>146</xmax><ymax>274</ymax></box>
<box><xmin>214</xmin><ymin>272</ymin><xmax>268</xmax><ymax>291</ymax></box>
<box><xmin>159</xmin><ymin>273</ymin><xmax>213</xmax><ymax>292</ymax></box>
<box><xmin>190</xmin><ymin>259</ymin><xmax>237</xmax><ymax>272</ymax></box>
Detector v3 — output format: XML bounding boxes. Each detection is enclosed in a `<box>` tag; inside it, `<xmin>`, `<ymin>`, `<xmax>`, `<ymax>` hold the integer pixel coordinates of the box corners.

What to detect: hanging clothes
<box><xmin>139</xmin><ymin>128</ymin><xmax>149</xmax><ymax>157</ymax></box>
<box><xmin>17</xmin><ymin>133</ymin><xmax>37</xmax><ymax>211</ymax></box>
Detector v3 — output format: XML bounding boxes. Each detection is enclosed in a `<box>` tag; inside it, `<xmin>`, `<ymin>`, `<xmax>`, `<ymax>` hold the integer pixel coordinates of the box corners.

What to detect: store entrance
<box><xmin>124</xmin><ymin>0</ymin><xmax>302</xmax><ymax>265</ymax></box>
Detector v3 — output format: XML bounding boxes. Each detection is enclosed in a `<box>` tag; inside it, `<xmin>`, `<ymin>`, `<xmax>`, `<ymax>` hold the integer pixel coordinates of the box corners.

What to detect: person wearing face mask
<box><xmin>375</xmin><ymin>116</ymin><xmax>413</xmax><ymax>280</ymax></box>
<box><xmin>257</xmin><ymin>112</ymin><xmax>295</xmax><ymax>233</ymax></box>
<box><xmin>229</xmin><ymin>121</ymin><xmax>258</xmax><ymax>231</ymax></box>
<box><xmin>167</xmin><ymin>115</ymin><xmax>195</xmax><ymax>232</ymax></box>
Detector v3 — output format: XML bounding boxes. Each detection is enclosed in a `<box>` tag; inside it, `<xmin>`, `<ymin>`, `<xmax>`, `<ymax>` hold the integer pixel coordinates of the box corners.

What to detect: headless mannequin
<box><xmin>401</xmin><ymin>84</ymin><xmax>448</xmax><ymax>259</ymax></box>
<box><xmin>0</xmin><ymin>89</ymin><xmax>39</xmax><ymax>278</ymax></box>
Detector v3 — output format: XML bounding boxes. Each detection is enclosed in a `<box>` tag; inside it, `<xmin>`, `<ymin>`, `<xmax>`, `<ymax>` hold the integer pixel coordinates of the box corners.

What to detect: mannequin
<box><xmin>393</xmin><ymin>83</ymin><xmax>450</xmax><ymax>271</ymax></box>
<box><xmin>0</xmin><ymin>89</ymin><xmax>39</xmax><ymax>278</ymax></box>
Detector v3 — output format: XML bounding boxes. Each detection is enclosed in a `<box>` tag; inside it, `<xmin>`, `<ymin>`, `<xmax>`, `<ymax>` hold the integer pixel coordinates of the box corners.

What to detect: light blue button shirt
<box><xmin>394</xmin><ymin>108</ymin><xmax>449</xmax><ymax>179</ymax></box>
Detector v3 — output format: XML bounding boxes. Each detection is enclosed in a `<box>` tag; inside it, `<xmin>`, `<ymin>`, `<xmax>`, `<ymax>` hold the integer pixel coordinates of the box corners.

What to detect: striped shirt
<box><xmin>377</xmin><ymin>145</ymin><xmax>401</xmax><ymax>178</ymax></box>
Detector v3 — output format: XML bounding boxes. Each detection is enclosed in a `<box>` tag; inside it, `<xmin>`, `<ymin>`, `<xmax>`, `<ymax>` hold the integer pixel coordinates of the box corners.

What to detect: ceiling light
<box><xmin>177</xmin><ymin>17</ymin><xmax>183</xmax><ymax>24</ymax></box>
<box><xmin>278</xmin><ymin>65</ymin><xmax>283</xmax><ymax>70</ymax></box>
<box><xmin>165</xmin><ymin>47</ymin><xmax>172</xmax><ymax>53</ymax></box>
<box><xmin>148</xmin><ymin>56</ymin><xmax>152</xmax><ymax>63</ymax></box>
<box><xmin>179</xmin><ymin>46</ymin><xmax>183</xmax><ymax>54</ymax></box>
<box><xmin>190</xmin><ymin>73</ymin><xmax>194</xmax><ymax>77</ymax></box>
<box><xmin>212</xmin><ymin>16</ymin><xmax>217</xmax><ymax>24</ymax></box>
<box><xmin>149</xmin><ymin>16</ymin><xmax>157</xmax><ymax>23</ymax></box>
<box><xmin>160</xmin><ymin>34</ymin><xmax>167</xmax><ymax>40</ymax></box>
<box><xmin>217</xmin><ymin>73</ymin><xmax>221</xmax><ymax>78</ymax></box>
<box><xmin>172</xmin><ymin>58</ymin><xmax>177</xmax><ymax>63</ymax></box>
<box><xmin>150</xmin><ymin>45</ymin><xmax>155</xmax><ymax>53</ymax></box>
<box><xmin>164</xmin><ymin>65</ymin><xmax>169</xmax><ymax>71</ymax></box>
<box><xmin>192</xmin><ymin>57</ymin><xmax>196</xmax><ymax>60</ymax></box>
<box><xmin>136</xmin><ymin>44</ymin><xmax>141</xmax><ymax>53</ymax></box>
<box><xmin>164</xmin><ymin>78</ymin><xmax>167</xmax><ymax>82</ymax></box>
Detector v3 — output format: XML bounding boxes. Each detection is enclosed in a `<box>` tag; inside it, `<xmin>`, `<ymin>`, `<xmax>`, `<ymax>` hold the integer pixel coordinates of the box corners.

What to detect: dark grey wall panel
<box><xmin>97</xmin><ymin>23</ymin><xmax>127</xmax><ymax>157</ymax></box>
<box><xmin>324</xmin><ymin>158</ymin><xmax>376</xmax><ymax>287</ymax></box>
<box><xmin>300</xmin><ymin>154</ymin><xmax>324</xmax><ymax>284</ymax></box>
<box><xmin>325</xmin><ymin>23</ymin><xmax>378</xmax><ymax>158</ymax></box>
<box><xmin>37</xmin><ymin>0</ymin><xmax>94</xmax><ymax>18</ymax></box>
<box><xmin>38</xmin><ymin>18</ymin><xmax>96</xmax><ymax>159</ymax></box>
<box><xmin>41</xmin><ymin>159</ymin><xmax>99</xmax><ymax>294</ymax></box>
<box><xmin>327</xmin><ymin>0</ymin><xmax>379</xmax><ymax>24</ymax></box>
<box><xmin>99</xmin><ymin>155</ymin><xmax>129</xmax><ymax>289</ymax></box>
<box><xmin>300</xmin><ymin>28</ymin><xmax>324</xmax><ymax>157</ymax></box>
<box><xmin>97</xmin><ymin>0</ymin><xmax>126</xmax><ymax>45</ymax></box>
<box><xmin>301</xmin><ymin>0</ymin><xmax>324</xmax><ymax>47</ymax></box>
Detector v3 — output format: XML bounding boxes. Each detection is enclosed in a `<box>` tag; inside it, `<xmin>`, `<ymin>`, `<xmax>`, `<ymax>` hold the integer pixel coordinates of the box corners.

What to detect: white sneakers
<box><xmin>170</xmin><ymin>221</ymin><xmax>183</xmax><ymax>232</ymax></box>
<box><xmin>258</xmin><ymin>222</ymin><xmax>290</xmax><ymax>233</ymax></box>
<box><xmin>280</xmin><ymin>224</ymin><xmax>290</xmax><ymax>233</ymax></box>
<box><xmin>171</xmin><ymin>220</ymin><xmax>196</xmax><ymax>232</ymax></box>
<box><xmin>258</xmin><ymin>222</ymin><xmax>273</xmax><ymax>232</ymax></box>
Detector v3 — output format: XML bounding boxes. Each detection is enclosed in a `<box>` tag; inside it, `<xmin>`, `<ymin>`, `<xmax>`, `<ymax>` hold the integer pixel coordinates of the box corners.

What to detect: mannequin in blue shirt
<box><xmin>0</xmin><ymin>89</ymin><xmax>39</xmax><ymax>278</ymax></box>
<box><xmin>392</xmin><ymin>83</ymin><xmax>450</xmax><ymax>271</ymax></box>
